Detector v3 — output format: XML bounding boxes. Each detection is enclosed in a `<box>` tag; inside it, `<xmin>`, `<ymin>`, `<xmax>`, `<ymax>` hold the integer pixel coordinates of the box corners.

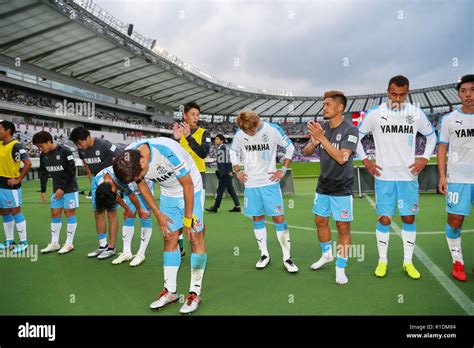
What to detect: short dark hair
<box><xmin>69</xmin><ymin>126</ymin><xmax>90</xmax><ymax>143</ymax></box>
<box><xmin>388</xmin><ymin>75</ymin><xmax>409</xmax><ymax>89</ymax></box>
<box><xmin>113</xmin><ymin>149</ymin><xmax>142</xmax><ymax>184</ymax></box>
<box><xmin>323</xmin><ymin>90</ymin><xmax>347</xmax><ymax>109</ymax></box>
<box><xmin>184</xmin><ymin>101</ymin><xmax>201</xmax><ymax>114</ymax></box>
<box><xmin>0</xmin><ymin>120</ymin><xmax>15</xmax><ymax>135</ymax></box>
<box><xmin>32</xmin><ymin>131</ymin><xmax>53</xmax><ymax>145</ymax></box>
<box><xmin>95</xmin><ymin>183</ymin><xmax>117</xmax><ymax>212</ymax></box>
<box><xmin>215</xmin><ymin>134</ymin><xmax>226</xmax><ymax>142</ymax></box>
<box><xmin>456</xmin><ymin>74</ymin><xmax>474</xmax><ymax>92</ymax></box>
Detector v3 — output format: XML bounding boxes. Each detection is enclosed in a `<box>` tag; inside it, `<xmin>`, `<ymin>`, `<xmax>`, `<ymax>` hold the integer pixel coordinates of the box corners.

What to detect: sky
<box><xmin>94</xmin><ymin>0</ymin><xmax>473</xmax><ymax>96</ymax></box>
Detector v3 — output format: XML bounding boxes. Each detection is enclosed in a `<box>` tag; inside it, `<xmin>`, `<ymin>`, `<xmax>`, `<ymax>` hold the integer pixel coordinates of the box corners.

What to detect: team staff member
<box><xmin>205</xmin><ymin>134</ymin><xmax>241</xmax><ymax>213</ymax></box>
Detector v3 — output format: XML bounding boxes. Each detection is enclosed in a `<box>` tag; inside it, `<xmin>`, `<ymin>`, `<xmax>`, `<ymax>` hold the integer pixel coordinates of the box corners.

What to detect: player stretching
<box><xmin>91</xmin><ymin>166</ymin><xmax>148</xmax><ymax>260</ymax></box>
<box><xmin>304</xmin><ymin>91</ymin><xmax>359</xmax><ymax>284</ymax></box>
<box><xmin>113</xmin><ymin>137</ymin><xmax>207</xmax><ymax>314</ymax></box>
<box><xmin>69</xmin><ymin>127</ymin><xmax>121</xmax><ymax>258</ymax></box>
<box><xmin>437</xmin><ymin>74</ymin><xmax>474</xmax><ymax>282</ymax></box>
<box><xmin>33</xmin><ymin>131</ymin><xmax>79</xmax><ymax>255</ymax></box>
<box><xmin>172</xmin><ymin>101</ymin><xmax>211</xmax><ymax>256</ymax></box>
<box><xmin>356</xmin><ymin>75</ymin><xmax>437</xmax><ymax>279</ymax></box>
<box><xmin>229</xmin><ymin>110</ymin><xmax>298</xmax><ymax>273</ymax></box>
<box><xmin>0</xmin><ymin>121</ymin><xmax>31</xmax><ymax>253</ymax></box>
<box><xmin>112</xmin><ymin>179</ymin><xmax>154</xmax><ymax>267</ymax></box>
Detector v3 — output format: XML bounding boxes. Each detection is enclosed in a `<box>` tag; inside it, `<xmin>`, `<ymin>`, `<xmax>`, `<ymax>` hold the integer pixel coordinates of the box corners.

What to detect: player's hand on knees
<box><xmin>123</xmin><ymin>208</ymin><xmax>134</xmax><ymax>219</ymax></box>
<box><xmin>138</xmin><ymin>208</ymin><xmax>150</xmax><ymax>220</ymax></box>
<box><xmin>183</xmin><ymin>226</ymin><xmax>196</xmax><ymax>242</ymax></box>
<box><xmin>40</xmin><ymin>192</ymin><xmax>46</xmax><ymax>204</ymax></box>
<box><xmin>157</xmin><ymin>211</ymin><xmax>173</xmax><ymax>238</ymax></box>
<box><xmin>54</xmin><ymin>189</ymin><xmax>64</xmax><ymax>200</ymax></box>
<box><xmin>236</xmin><ymin>171</ymin><xmax>248</xmax><ymax>183</ymax></box>
<box><xmin>408</xmin><ymin>158</ymin><xmax>428</xmax><ymax>176</ymax></box>
<box><xmin>438</xmin><ymin>176</ymin><xmax>448</xmax><ymax>195</ymax></box>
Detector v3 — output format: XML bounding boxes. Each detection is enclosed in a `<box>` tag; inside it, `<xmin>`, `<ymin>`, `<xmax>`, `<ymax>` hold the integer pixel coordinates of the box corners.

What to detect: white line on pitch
<box><xmin>364</xmin><ymin>194</ymin><xmax>473</xmax><ymax>316</ymax></box>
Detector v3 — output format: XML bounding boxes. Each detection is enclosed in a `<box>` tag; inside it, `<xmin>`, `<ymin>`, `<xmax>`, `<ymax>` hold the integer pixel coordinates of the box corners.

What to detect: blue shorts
<box><xmin>244</xmin><ymin>183</ymin><xmax>285</xmax><ymax>217</ymax></box>
<box><xmin>312</xmin><ymin>193</ymin><xmax>353</xmax><ymax>221</ymax></box>
<box><xmin>446</xmin><ymin>183</ymin><xmax>474</xmax><ymax>216</ymax></box>
<box><xmin>51</xmin><ymin>192</ymin><xmax>79</xmax><ymax>209</ymax></box>
<box><xmin>375</xmin><ymin>179</ymin><xmax>419</xmax><ymax>216</ymax></box>
<box><xmin>159</xmin><ymin>190</ymin><xmax>204</xmax><ymax>232</ymax></box>
<box><xmin>0</xmin><ymin>187</ymin><xmax>22</xmax><ymax>208</ymax></box>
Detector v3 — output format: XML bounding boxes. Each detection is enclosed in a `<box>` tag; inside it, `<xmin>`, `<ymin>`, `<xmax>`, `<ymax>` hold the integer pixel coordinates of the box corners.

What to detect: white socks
<box><xmin>51</xmin><ymin>218</ymin><xmax>62</xmax><ymax>244</ymax></box>
<box><xmin>137</xmin><ymin>227</ymin><xmax>152</xmax><ymax>256</ymax></box>
<box><xmin>401</xmin><ymin>223</ymin><xmax>417</xmax><ymax>264</ymax></box>
<box><xmin>376</xmin><ymin>221</ymin><xmax>390</xmax><ymax>263</ymax></box>
<box><xmin>276</xmin><ymin>228</ymin><xmax>291</xmax><ymax>261</ymax></box>
<box><xmin>163</xmin><ymin>250</ymin><xmax>181</xmax><ymax>293</ymax></box>
<box><xmin>122</xmin><ymin>226</ymin><xmax>134</xmax><ymax>255</ymax></box>
<box><xmin>66</xmin><ymin>216</ymin><xmax>77</xmax><ymax>245</ymax></box>
<box><xmin>2</xmin><ymin>214</ymin><xmax>14</xmax><ymax>241</ymax></box>
<box><xmin>253</xmin><ymin>223</ymin><xmax>269</xmax><ymax>257</ymax></box>
<box><xmin>446</xmin><ymin>224</ymin><xmax>463</xmax><ymax>264</ymax></box>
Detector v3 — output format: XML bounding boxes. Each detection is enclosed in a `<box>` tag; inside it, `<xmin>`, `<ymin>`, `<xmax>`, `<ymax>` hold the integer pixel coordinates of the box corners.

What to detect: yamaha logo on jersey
<box><xmin>95</xmin><ymin>150</ymin><xmax>100</xmax><ymax>156</ymax></box>
<box><xmin>406</xmin><ymin>115</ymin><xmax>414</xmax><ymax>124</ymax></box>
<box><xmin>262</xmin><ymin>134</ymin><xmax>269</xmax><ymax>143</ymax></box>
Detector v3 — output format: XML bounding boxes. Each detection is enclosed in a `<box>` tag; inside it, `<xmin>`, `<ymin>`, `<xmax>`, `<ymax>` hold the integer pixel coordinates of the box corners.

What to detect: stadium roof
<box><xmin>0</xmin><ymin>0</ymin><xmax>462</xmax><ymax>117</ymax></box>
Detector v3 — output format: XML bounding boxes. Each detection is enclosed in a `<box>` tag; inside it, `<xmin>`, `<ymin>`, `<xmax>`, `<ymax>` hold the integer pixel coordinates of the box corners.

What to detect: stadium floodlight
<box><xmin>237</xmin><ymin>85</ymin><xmax>246</xmax><ymax>89</ymax></box>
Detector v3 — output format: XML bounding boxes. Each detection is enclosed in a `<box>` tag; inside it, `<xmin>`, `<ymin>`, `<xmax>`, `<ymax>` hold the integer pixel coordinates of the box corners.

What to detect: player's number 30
<box><xmin>447</xmin><ymin>192</ymin><xmax>459</xmax><ymax>204</ymax></box>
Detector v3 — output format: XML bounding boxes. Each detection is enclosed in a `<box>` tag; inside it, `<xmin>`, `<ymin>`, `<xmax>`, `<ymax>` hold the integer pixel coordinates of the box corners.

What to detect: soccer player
<box><xmin>0</xmin><ymin>120</ymin><xmax>31</xmax><ymax>253</ymax></box>
<box><xmin>356</xmin><ymin>75</ymin><xmax>437</xmax><ymax>279</ymax></box>
<box><xmin>113</xmin><ymin>137</ymin><xmax>207</xmax><ymax>314</ymax></box>
<box><xmin>172</xmin><ymin>101</ymin><xmax>211</xmax><ymax>256</ymax></box>
<box><xmin>33</xmin><ymin>131</ymin><xmax>79</xmax><ymax>255</ymax></box>
<box><xmin>205</xmin><ymin>134</ymin><xmax>241</xmax><ymax>213</ymax></box>
<box><xmin>112</xmin><ymin>179</ymin><xmax>154</xmax><ymax>267</ymax></box>
<box><xmin>69</xmin><ymin>127</ymin><xmax>121</xmax><ymax>258</ymax></box>
<box><xmin>91</xmin><ymin>166</ymin><xmax>148</xmax><ymax>260</ymax></box>
<box><xmin>303</xmin><ymin>91</ymin><xmax>359</xmax><ymax>284</ymax></box>
<box><xmin>229</xmin><ymin>110</ymin><xmax>298</xmax><ymax>272</ymax></box>
<box><xmin>437</xmin><ymin>74</ymin><xmax>474</xmax><ymax>282</ymax></box>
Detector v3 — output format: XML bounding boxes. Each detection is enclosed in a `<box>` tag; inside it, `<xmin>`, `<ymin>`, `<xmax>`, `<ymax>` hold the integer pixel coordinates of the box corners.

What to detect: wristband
<box><xmin>183</xmin><ymin>216</ymin><xmax>194</xmax><ymax>228</ymax></box>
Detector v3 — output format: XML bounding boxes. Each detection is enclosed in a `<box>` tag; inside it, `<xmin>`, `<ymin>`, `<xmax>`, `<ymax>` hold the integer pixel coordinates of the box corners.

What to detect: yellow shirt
<box><xmin>179</xmin><ymin>128</ymin><xmax>206</xmax><ymax>172</ymax></box>
<box><xmin>0</xmin><ymin>139</ymin><xmax>21</xmax><ymax>178</ymax></box>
